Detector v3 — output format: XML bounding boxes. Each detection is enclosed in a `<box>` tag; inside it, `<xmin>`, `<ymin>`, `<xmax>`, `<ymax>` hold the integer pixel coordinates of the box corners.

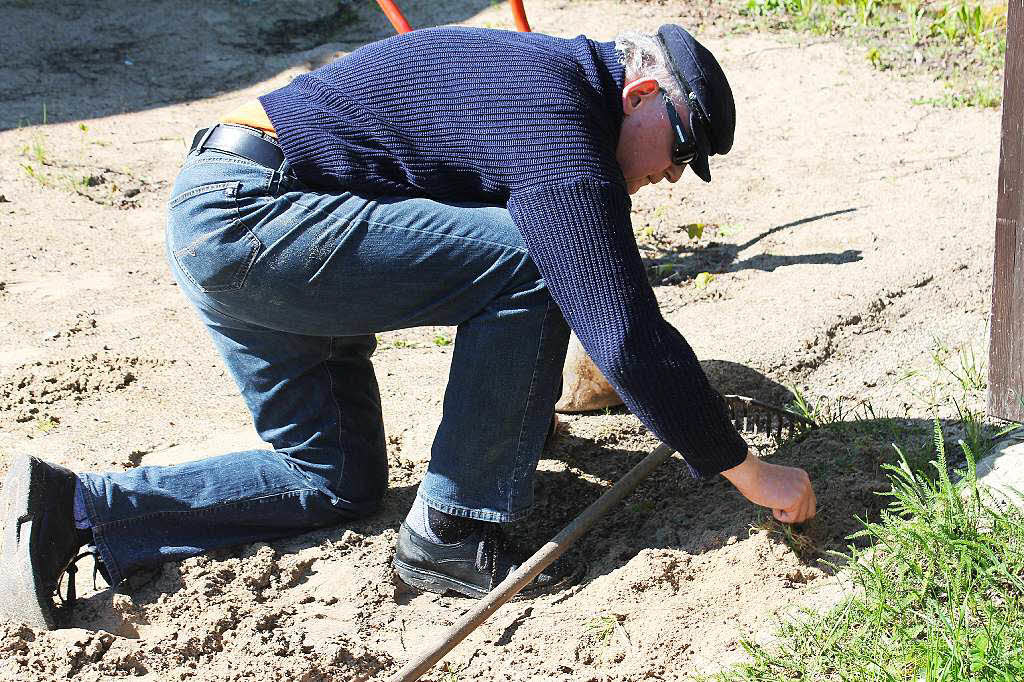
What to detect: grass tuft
<box><xmin>586</xmin><ymin>614</ymin><xmax>623</xmax><ymax>647</ymax></box>
<box><xmin>702</xmin><ymin>419</ymin><xmax>1024</xmax><ymax>681</ymax></box>
<box><xmin>34</xmin><ymin>416</ymin><xmax>59</xmax><ymax>433</ymax></box>
<box><xmin>751</xmin><ymin>515</ymin><xmax>820</xmax><ymax>557</ymax></box>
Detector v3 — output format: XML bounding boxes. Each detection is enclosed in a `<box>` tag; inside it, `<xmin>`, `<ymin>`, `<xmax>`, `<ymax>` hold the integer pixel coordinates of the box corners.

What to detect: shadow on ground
<box><xmin>60</xmin><ymin>353</ymin><xmax>993</xmax><ymax>640</ymax></box>
<box><xmin>645</xmin><ymin>208</ymin><xmax>862</xmax><ymax>284</ymax></box>
<box><xmin>1</xmin><ymin>0</ymin><xmax>498</xmax><ymax>129</ymax></box>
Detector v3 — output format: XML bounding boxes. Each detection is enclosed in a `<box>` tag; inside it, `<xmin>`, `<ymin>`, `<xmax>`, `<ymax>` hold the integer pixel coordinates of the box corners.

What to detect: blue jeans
<box><xmin>78</xmin><ymin>142</ymin><xmax>569</xmax><ymax>586</ymax></box>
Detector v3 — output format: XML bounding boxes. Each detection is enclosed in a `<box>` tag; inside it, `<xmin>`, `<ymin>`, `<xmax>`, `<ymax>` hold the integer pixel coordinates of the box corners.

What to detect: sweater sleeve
<box><xmin>507</xmin><ymin>177</ymin><xmax>748</xmax><ymax>479</ymax></box>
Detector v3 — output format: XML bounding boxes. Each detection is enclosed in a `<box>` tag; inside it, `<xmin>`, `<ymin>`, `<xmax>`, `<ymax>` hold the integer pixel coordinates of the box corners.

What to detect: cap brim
<box><xmin>688</xmin><ymin>109</ymin><xmax>713</xmax><ymax>182</ymax></box>
<box><xmin>690</xmin><ymin>152</ymin><xmax>711</xmax><ymax>183</ymax></box>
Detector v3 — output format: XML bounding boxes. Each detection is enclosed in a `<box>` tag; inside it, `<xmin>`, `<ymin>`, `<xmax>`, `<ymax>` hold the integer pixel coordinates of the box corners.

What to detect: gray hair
<box><xmin>613</xmin><ymin>31</ymin><xmax>685</xmax><ymax>106</ymax></box>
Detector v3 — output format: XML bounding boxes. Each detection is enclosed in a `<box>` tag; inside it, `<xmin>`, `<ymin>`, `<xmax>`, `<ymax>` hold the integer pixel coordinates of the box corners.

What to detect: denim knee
<box><xmin>492</xmin><ymin>256</ymin><xmax>555</xmax><ymax>311</ymax></box>
<box><xmin>279</xmin><ymin>442</ymin><xmax>388</xmax><ymax>518</ymax></box>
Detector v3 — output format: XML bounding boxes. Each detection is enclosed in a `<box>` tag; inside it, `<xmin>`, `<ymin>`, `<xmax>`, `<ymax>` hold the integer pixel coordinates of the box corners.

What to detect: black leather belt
<box><xmin>190</xmin><ymin>124</ymin><xmax>285</xmax><ymax>170</ymax></box>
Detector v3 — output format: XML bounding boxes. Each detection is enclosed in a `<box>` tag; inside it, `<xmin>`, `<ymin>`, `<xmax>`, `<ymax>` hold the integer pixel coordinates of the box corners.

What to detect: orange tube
<box><xmin>509</xmin><ymin>0</ymin><xmax>531</xmax><ymax>32</ymax></box>
<box><xmin>375</xmin><ymin>0</ymin><xmax>414</xmax><ymax>34</ymax></box>
<box><xmin>377</xmin><ymin>0</ymin><xmax>530</xmax><ymax>35</ymax></box>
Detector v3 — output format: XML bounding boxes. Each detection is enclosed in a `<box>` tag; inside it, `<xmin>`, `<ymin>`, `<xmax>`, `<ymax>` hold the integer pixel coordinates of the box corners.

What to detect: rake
<box><xmin>387</xmin><ymin>394</ymin><xmax>815</xmax><ymax>682</ymax></box>
<box><xmin>723</xmin><ymin>394</ymin><xmax>817</xmax><ymax>440</ymax></box>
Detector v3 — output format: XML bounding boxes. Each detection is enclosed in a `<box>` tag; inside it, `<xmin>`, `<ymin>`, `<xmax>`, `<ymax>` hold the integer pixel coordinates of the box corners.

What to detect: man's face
<box><xmin>616</xmin><ymin>78</ymin><xmax>688</xmax><ymax>195</ymax></box>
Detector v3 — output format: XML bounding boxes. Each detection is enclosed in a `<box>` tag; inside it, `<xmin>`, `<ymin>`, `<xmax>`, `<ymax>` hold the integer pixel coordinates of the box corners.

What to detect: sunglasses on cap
<box><xmin>659</xmin><ymin>88</ymin><xmax>697</xmax><ymax>168</ymax></box>
<box><xmin>655</xmin><ymin>33</ymin><xmax>713</xmax><ymax>169</ymax></box>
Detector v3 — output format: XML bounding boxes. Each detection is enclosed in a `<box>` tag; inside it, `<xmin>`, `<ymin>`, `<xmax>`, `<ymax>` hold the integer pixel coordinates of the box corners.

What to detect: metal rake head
<box><xmin>722</xmin><ymin>394</ymin><xmax>817</xmax><ymax>440</ymax></box>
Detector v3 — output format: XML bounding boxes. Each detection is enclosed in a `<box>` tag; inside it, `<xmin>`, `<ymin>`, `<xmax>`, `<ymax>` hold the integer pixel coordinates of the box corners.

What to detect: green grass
<box><xmin>934</xmin><ymin>341</ymin><xmax>988</xmax><ymax>392</ymax></box>
<box><xmin>437</xmin><ymin>661</ymin><xmax>464</xmax><ymax>682</ymax></box>
<box><xmin>787</xmin><ymin>386</ymin><xmax>938</xmax><ymax>474</ymax></box>
<box><xmin>694</xmin><ymin>272</ymin><xmax>715</xmax><ymax>289</ymax></box>
<box><xmin>34</xmin><ymin>416</ymin><xmax>59</xmax><ymax>433</ymax></box>
<box><xmin>912</xmin><ymin>84</ymin><xmax>1003</xmax><ymax>108</ymax></box>
<box><xmin>737</xmin><ymin>0</ymin><xmax>1007</xmax><ymax>108</ymax></box>
<box><xmin>19</xmin><ymin>103</ymin><xmax>50</xmax><ymax>171</ymax></box>
<box><xmin>786</xmin><ymin>385</ymin><xmax>893</xmax><ymax>430</ymax></box>
<box><xmin>752</xmin><ymin>514</ymin><xmax>820</xmax><ymax>555</ymax></box>
<box><xmin>586</xmin><ymin>614</ymin><xmax>620</xmax><ymax>646</ymax></box>
<box><xmin>23</xmin><ymin>134</ymin><xmax>47</xmax><ymax>166</ymax></box>
<box><xmin>701</xmin><ymin>420</ymin><xmax>1024</xmax><ymax>681</ymax></box>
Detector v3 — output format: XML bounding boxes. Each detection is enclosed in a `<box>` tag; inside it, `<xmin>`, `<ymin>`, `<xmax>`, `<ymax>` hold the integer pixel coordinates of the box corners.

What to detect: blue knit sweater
<box><xmin>260</xmin><ymin>26</ymin><xmax>748</xmax><ymax>478</ymax></box>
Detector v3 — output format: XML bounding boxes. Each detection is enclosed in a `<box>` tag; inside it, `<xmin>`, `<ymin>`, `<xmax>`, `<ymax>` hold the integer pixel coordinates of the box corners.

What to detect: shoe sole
<box><xmin>0</xmin><ymin>455</ymin><xmax>60</xmax><ymax>630</ymax></box>
<box><xmin>393</xmin><ymin>557</ymin><xmax>584</xmax><ymax>600</ymax></box>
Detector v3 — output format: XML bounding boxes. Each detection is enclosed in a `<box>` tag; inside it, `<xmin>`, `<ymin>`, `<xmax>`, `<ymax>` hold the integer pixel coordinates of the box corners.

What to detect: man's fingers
<box><xmin>798</xmin><ymin>493</ymin><xmax>816</xmax><ymax>523</ymax></box>
<box><xmin>774</xmin><ymin>493</ymin><xmax>815</xmax><ymax>524</ymax></box>
<box><xmin>795</xmin><ymin>498</ymin><xmax>809</xmax><ymax>523</ymax></box>
<box><xmin>773</xmin><ymin>507</ymin><xmax>795</xmax><ymax>523</ymax></box>
<box><xmin>735</xmin><ymin>461</ymin><xmax>817</xmax><ymax>524</ymax></box>
<box><xmin>800</xmin><ymin>485</ymin><xmax>817</xmax><ymax>522</ymax></box>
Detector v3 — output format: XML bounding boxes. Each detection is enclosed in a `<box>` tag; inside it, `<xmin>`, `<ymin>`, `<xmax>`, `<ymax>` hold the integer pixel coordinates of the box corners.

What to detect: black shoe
<box><xmin>0</xmin><ymin>455</ymin><xmax>85</xmax><ymax>629</ymax></box>
<box><xmin>393</xmin><ymin>521</ymin><xmax>584</xmax><ymax>599</ymax></box>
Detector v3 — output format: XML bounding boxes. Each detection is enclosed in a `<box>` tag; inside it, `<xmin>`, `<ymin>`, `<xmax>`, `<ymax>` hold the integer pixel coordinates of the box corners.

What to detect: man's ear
<box><xmin>621</xmin><ymin>77</ymin><xmax>661</xmax><ymax>115</ymax></box>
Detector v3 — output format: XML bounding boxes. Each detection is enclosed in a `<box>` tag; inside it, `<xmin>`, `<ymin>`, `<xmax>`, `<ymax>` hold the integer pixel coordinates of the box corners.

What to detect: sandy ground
<box><xmin>0</xmin><ymin>0</ymin><xmax>1000</xmax><ymax>679</ymax></box>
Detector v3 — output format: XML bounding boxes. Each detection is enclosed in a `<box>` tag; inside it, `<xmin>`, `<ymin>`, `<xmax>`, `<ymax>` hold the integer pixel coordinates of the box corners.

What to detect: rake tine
<box><xmin>721</xmin><ymin>394</ymin><xmax>817</xmax><ymax>441</ymax></box>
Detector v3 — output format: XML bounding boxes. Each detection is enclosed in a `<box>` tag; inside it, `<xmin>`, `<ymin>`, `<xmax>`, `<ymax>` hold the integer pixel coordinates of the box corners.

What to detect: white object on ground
<box><xmin>555</xmin><ymin>333</ymin><xmax>623</xmax><ymax>413</ymax></box>
<box><xmin>972</xmin><ymin>433</ymin><xmax>1024</xmax><ymax>512</ymax></box>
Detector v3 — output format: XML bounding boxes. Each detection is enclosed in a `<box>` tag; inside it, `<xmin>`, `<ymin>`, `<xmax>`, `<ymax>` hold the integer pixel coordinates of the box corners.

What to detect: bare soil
<box><xmin>0</xmin><ymin>0</ymin><xmax>999</xmax><ymax>679</ymax></box>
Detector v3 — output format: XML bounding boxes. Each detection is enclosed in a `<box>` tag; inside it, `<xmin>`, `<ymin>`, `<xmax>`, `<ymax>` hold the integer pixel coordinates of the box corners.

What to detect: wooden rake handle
<box><xmin>388</xmin><ymin>442</ymin><xmax>677</xmax><ymax>682</ymax></box>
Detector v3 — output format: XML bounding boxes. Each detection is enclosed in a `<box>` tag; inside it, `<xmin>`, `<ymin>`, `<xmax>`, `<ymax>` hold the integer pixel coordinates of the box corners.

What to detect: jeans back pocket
<box><xmin>168</xmin><ymin>181</ymin><xmax>263</xmax><ymax>293</ymax></box>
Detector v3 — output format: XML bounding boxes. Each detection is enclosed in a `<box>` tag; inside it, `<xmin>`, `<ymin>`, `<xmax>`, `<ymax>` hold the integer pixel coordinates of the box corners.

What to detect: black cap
<box><xmin>656</xmin><ymin>25</ymin><xmax>736</xmax><ymax>183</ymax></box>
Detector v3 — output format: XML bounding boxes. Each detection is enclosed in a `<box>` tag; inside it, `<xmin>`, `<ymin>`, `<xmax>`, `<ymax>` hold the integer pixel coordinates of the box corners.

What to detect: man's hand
<box><xmin>720</xmin><ymin>451</ymin><xmax>816</xmax><ymax>524</ymax></box>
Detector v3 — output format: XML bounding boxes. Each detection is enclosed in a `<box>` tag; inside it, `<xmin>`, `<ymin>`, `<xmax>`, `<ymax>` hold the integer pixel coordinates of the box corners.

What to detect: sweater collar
<box><xmin>593</xmin><ymin>39</ymin><xmax>626</xmax><ymax>141</ymax></box>
<box><xmin>594</xmin><ymin>40</ymin><xmax>627</xmax><ymax>94</ymax></box>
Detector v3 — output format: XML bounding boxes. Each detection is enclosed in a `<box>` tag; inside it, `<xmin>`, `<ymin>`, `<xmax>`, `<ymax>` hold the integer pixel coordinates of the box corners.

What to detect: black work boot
<box><xmin>0</xmin><ymin>454</ymin><xmax>85</xmax><ymax>629</ymax></box>
<box><xmin>393</xmin><ymin>520</ymin><xmax>584</xmax><ymax>599</ymax></box>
